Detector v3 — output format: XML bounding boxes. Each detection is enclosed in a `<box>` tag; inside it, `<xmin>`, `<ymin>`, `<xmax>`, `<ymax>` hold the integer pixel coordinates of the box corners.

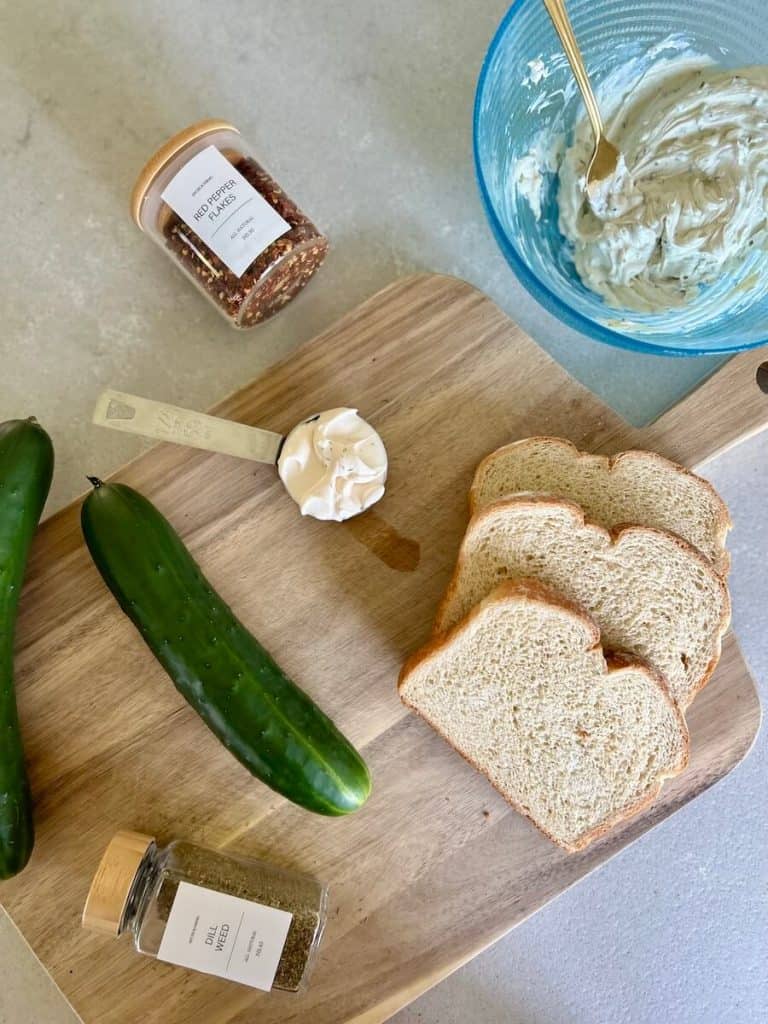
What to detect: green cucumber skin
<box><xmin>0</xmin><ymin>420</ymin><xmax>53</xmax><ymax>879</ymax></box>
<box><xmin>81</xmin><ymin>482</ymin><xmax>371</xmax><ymax>816</ymax></box>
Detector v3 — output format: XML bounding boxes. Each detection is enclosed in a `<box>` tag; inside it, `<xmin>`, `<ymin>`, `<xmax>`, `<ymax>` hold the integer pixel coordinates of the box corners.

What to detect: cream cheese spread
<box><xmin>516</xmin><ymin>53</ymin><xmax>768</xmax><ymax>313</ymax></box>
<box><xmin>277</xmin><ymin>408</ymin><xmax>387</xmax><ymax>522</ymax></box>
<box><xmin>515</xmin><ymin>132</ymin><xmax>565</xmax><ymax>221</ymax></box>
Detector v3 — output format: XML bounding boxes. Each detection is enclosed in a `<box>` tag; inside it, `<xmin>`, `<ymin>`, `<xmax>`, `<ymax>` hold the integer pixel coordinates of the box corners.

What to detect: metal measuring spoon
<box><xmin>92</xmin><ymin>390</ymin><xmax>388</xmax><ymax>522</ymax></box>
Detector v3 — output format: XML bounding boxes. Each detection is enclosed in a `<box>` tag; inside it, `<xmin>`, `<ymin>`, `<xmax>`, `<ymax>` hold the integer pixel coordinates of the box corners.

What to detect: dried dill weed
<box><xmin>83</xmin><ymin>831</ymin><xmax>327</xmax><ymax>993</ymax></box>
<box><xmin>131</xmin><ymin>120</ymin><xmax>328</xmax><ymax>328</ymax></box>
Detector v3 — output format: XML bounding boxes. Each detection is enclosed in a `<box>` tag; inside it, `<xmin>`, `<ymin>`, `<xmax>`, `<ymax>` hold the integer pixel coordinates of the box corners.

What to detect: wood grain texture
<box><xmin>0</xmin><ymin>275</ymin><xmax>763</xmax><ymax>1024</ymax></box>
<box><xmin>600</xmin><ymin>346</ymin><xmax>768</xmax><ymax>465</ymax></box>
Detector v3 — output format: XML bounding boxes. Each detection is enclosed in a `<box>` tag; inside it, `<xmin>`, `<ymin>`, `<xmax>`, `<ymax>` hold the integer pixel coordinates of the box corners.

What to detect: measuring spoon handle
<box><xmin>92</xmin><ymin>389</ymin><xmax>284</xmax><ymax>465</ymax></box>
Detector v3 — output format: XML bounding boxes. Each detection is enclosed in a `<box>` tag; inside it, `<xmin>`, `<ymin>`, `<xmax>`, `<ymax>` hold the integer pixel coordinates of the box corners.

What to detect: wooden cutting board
<box><xmin>2</xmin><ymin>275</ymin><xmax>765</xmax><ymax>1024</ymax></box>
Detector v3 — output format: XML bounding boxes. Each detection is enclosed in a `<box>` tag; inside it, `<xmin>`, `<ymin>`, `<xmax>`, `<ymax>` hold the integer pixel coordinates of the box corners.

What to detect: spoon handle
<box><xmin>92</xmin><ymin>389</ymin><xmax>284</xmax><ymax>465</ymax></box>
<box><xmin>542</xmin><ymin>0</ymin><xmax>604</xmax><ymax>142</ymax></box>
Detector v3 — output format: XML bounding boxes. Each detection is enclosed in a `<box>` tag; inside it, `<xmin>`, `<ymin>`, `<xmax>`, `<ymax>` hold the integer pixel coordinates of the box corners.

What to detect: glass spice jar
<box><xmin>130</xmin><ymin>120</ymin><xmax>329</xmax><ymax>328</ymax></box>
<box><xmin>82</xmin><ymin>831</ymin><xmax>328</xmax><ymax>993</ymax></box>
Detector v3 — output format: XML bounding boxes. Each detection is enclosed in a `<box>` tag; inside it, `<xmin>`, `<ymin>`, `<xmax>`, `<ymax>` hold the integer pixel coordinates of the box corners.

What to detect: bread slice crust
<box><xmin>470</xmin><ymin>437</ymin><xmax>731</xmax><ymax>575</ymax></box>
<box><xmin>399</xmin><ymin>579</ymin><xmax>690</xmax><ymax>852</ymax></box>
<box><xmin>434</xmin><ymin>495</ymin><xmax>731</xmax><ymax>708</ymax></box>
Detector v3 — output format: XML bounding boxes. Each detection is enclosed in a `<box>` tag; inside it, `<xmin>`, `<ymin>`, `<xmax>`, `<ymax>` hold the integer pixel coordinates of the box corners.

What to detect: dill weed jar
<box><xmin>82</xmin><ymin>831</ymin><xmax>327</xmax><ymax>992</ymax></box>
<box><xmin>131</xmin><ymin>120</ymin><xmax>328</xmax><ymax>328</ymax></box>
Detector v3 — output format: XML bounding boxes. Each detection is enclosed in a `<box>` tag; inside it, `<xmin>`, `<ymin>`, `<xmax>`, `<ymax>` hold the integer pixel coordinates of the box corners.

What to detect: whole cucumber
<box><xmin>0</xmin><ymin>419</ymin><xmax>54</xmax><ymax>878</ymax></box>
<box><xmin>81</xmin><ymin>481</ymin><xmax>371</xmax><ymax>815</ymax></box>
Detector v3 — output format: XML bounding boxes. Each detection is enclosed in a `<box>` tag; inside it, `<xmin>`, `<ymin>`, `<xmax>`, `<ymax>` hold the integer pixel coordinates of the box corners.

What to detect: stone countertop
<box><xmin>0</xmin><ymin>2</ymin><xmax>765</xmax><ymax>1022</ymax></box>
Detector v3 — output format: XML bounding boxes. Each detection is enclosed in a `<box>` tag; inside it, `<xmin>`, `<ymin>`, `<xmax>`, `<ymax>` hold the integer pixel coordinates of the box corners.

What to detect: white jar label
<box><xmin>161</xmin><ymin>145</ymin><xmax>290</xmax><ymax>278</ymax></box>
<box><xmin>156</xmin><ymin>880</ymin><xmax>293</xmax><ymax>990</ymax></box>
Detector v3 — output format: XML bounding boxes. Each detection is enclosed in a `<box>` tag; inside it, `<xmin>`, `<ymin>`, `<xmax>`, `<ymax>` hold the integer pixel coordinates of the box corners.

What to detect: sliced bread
<box><xmin>434</xmin><ymin>496</ymin><xmax>730</xmax><ymax>708</ymax></box>
<box><xmin>470</xmin><ymin>437</ymin><xmax>731</xmax><ymax>574</ymax></box>
<box><xmin>400</xmin><ymin>579</ymin><xmax>689</xmax><ymax>852</ymax></box>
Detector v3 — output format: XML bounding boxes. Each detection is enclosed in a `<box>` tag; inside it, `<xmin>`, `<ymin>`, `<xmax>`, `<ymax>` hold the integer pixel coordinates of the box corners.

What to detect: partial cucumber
<box><xmin>81</xmin><ymin>481</ymin><xmax>371</xmax><ymax>815</ymax></box>
<box><xmin>0</xmin><ymin>419</ymin><xmax>53</xmax><ymax>878</ymax></box>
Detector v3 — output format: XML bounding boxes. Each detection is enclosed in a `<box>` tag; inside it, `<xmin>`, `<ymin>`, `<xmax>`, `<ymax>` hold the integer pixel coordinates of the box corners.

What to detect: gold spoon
<box><xmin>542</xmin><ymin>0</ymin><xmax>620</xmax><ymax>191</ymax></box>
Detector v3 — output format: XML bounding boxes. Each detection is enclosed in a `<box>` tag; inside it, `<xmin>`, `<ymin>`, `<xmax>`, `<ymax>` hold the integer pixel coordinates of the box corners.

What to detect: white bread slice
<box><xmin>400</xmin><ymin>579</ymin><xmax>689</xmax><ymax>852</ymax></box>
<box><xmin>470</xmin><ymin>437</ymin><xmax>731</xmax><ymax>575</ymax></box>
<box><xmin>434</xmin><ymin>496</ymin><xmax>730</xmax><ymax>708</ymax></box>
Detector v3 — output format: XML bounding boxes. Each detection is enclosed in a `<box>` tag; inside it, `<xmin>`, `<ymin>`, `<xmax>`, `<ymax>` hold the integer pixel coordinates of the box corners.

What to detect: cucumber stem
<box><xmin>86</xmin><ymin>476</ymin><xmax>104</xmax><ymax>489</ymax></box>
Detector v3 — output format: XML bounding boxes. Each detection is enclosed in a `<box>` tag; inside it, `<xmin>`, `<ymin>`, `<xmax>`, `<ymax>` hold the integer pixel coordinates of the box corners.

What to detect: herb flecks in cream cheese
<box><xmin>515</xmin><ymin>53</ymin><xmax>768</xmax><ymax>315</ymax></box>
<box><xmin>560</xmin><ymin>64</ymin><xmax>768</xmax><ymax>312</ymax></box>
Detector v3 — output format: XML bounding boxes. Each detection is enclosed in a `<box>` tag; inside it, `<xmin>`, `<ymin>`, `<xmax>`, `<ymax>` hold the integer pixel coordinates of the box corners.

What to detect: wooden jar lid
<box><xmin>130</xmin><ymin>119</ymin><xmax>238</xmax><ymax>228</ymax></box>
<box><xmin>82</xmin><ymin>830</ymin><xmax>155</xmax><ymax>936</ymax></box>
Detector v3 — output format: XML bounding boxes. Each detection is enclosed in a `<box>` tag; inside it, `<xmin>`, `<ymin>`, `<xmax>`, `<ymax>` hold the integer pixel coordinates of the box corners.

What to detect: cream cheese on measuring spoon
<box><xmin>277</xmin><ymin>408</ymin><xmax>388</xmax><ymax>522</ymax></box>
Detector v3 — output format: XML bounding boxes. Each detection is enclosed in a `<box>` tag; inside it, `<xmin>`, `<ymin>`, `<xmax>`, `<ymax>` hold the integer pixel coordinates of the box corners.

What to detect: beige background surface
<box><xmin>0</xmin><ymin>1</ymin><xmax>766</xmax><ymax>1022</ymax></box>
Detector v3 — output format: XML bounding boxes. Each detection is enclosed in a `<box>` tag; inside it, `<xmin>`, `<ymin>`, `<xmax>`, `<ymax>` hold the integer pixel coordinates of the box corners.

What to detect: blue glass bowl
<box><xmin>473</xmin><ymin>0</ymin><xmax>768</xmax><ymax>356</ymax></box>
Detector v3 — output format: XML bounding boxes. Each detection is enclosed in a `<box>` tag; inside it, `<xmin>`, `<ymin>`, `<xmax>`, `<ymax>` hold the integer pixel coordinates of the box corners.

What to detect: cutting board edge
<box><xmin>352</xmin><ymin>666</ymin><xmax>763</xmax><ymax>1024</ymax></box>
<box><xmin>38</xmin><ymin>274</ymin><xmax>479</xmax><ymax>530</ymax></box>
<box><xmin>3</xmin><ymin>273</ymin><xmax>763</xmax><ymax>1024</ymax></box>
<box><xmin>47</xmin><ymin>270</ymin><xmax>768</xmax><ymax>527</ymax></box>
